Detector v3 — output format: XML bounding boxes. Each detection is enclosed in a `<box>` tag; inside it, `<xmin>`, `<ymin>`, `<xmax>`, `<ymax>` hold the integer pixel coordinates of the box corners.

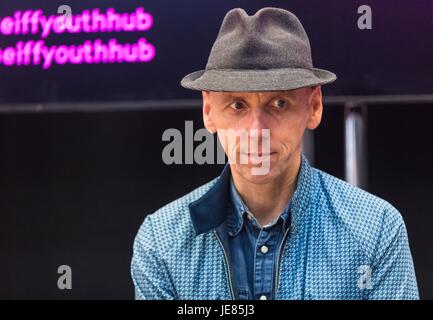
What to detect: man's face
<box><xmin>202</xmin><ymin>86</ymin><xmax>323</xmax><ymax>184</ymax></box>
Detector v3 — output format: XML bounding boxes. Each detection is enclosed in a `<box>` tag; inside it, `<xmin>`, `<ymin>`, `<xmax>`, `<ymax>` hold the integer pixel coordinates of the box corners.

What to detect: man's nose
<box><xmin>247</xmin><ymin>109</ymin><xmax>268</xmax><ymax>135</ymax></box>
<box><xmin>246</xmin><ymin>109</ymin><xmax>270</xmax><ymax>148</ymax></box>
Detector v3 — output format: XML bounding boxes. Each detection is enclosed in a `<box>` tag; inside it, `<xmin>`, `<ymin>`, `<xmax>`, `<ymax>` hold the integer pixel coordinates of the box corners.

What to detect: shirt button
<box><xmin>260</xmin><ymin>245</ymin><xmax>269</xmax><ymax>254</ymax></box>
<box><xmin>259</xmin><ymin>295</ymin><xmax>267</xmax><ymax>300</ymax></box>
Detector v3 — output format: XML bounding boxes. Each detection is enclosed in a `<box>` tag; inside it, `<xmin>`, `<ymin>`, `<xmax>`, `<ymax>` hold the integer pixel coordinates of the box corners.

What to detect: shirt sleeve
<box><xmin>130</xmin><ymin>215</ymin><xmax>177</xmax><ymax>300</ymax></box>
<box><xmin>365</xmin><ymin>205</ymin><xmax>419</xmax><ymax>300</ymax></box>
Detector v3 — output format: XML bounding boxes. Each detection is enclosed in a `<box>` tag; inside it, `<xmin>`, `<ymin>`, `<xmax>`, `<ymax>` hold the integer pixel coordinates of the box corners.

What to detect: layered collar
<box><xmin>189</xmin><ymin>154</ymin><xmax>318</xmax><ymax>236</ymax></box>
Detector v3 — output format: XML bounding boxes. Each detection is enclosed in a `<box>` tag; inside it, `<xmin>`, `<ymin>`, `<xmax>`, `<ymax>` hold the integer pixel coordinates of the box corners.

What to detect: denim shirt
<box><xmin>227</xmin><ymin>179</ymin><xmax>292</xmax><ymax>300</ymax></box>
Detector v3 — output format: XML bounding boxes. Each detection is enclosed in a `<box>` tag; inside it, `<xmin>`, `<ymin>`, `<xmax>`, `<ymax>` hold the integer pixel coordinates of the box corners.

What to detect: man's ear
<box><xmin>306</xmin><ymin>86</ymin><xmax>323</xmax><ymax>130</ymax></box>
<box><xmin>202</xmin><ymin>91</ymin><xmax>217</xmax><ymax>134</ymax></box>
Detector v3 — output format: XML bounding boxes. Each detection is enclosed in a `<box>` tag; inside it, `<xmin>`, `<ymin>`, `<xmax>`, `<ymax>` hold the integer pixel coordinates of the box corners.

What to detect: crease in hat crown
<box><xmin>206</xmin><ymin>7</ymin><xmax>313</xmax><ymax>70</ymax></box>
<box><xmin>180</xmin><ymin>7</ymin><xmax>337</xmax><ymax>92</ymax></box>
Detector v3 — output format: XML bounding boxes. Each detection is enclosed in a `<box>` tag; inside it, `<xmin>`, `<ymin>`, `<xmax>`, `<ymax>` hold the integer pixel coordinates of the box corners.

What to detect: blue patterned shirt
<box><xmin>131</xmin><ymin>154</ymin><xmax>419</xmax><ymax>300</ymax></box>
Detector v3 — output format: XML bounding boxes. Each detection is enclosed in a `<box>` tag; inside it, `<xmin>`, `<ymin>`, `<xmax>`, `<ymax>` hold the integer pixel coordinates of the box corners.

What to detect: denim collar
<box><xmin>189</xmin><ymin>154</ymin><xmax>318</xmax><ymax>236</ymax></box>
<box><xmin>227</xmin><ymin>178</ymin><xmax>292</xmax><ymax>237</ymax></box>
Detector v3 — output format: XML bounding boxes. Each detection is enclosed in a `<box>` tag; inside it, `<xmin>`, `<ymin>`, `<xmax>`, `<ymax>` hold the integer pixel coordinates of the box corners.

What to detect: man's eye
<box><xmin>273</xmin><ymin>99</ymin><xmax>287</xmax><ymax>109</ymax></box>
<box><xmin>230</xmin><ymin>101</ymin><xmax>245</xmax><ymax>110</ymax></box>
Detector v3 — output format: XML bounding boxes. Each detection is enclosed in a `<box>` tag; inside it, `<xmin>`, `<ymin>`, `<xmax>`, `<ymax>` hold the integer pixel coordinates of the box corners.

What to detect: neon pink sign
<box><xmin>0</xmin><ymin>8</ymin><xmax>156</xmax><ymax>69</ymax></box>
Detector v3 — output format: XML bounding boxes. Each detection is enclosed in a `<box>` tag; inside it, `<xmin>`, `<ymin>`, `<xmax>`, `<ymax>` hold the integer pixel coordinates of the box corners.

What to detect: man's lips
<box><xmin>240</xmin><ymin>151</ymin><xmax>276</xmax><ymax>157</ymax></box>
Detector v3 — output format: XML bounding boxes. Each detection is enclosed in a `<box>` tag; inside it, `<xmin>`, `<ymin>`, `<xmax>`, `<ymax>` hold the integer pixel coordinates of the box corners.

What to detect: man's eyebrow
<box><xmin>221</xmin><ymin>93</ymin><xmax>246</xmax><ymax>100</ymax></box>
<box><xmin>215</xmin><ymin>94</ymin><xmax>246</xmax><ymax>104</ymax></box>
<box><xmin>222</xmin><ymin>92</ymin><xmax>287</xmax><ymax>100</ymax></box>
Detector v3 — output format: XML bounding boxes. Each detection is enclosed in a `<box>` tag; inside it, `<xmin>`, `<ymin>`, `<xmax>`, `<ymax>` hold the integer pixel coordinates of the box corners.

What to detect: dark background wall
<box><xmin>0</xmin><ymin>0</ymin><xmax>432</xmax><ymax>299</ymax></box>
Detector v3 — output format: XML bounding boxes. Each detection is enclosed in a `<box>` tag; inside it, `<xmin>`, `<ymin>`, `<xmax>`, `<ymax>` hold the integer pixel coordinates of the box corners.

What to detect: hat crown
<box><xmin>205</xmin><ymin>7</ymin><xmax>313</xmax><ymax>71</ymax></box>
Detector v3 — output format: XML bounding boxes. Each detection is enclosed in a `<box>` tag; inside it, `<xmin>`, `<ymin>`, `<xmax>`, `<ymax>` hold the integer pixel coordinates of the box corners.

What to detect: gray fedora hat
<box><xmin>181</xmin><ymin>7</ymin><xmax>336</xmax><ymax>92</ymax></box>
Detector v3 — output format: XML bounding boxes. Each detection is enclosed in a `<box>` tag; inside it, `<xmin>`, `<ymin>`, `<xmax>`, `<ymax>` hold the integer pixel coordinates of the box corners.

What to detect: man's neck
<box><xmin>230</xmin><ymin>154</ymin><xmax>301</xmax><ymax>227</ymax></box>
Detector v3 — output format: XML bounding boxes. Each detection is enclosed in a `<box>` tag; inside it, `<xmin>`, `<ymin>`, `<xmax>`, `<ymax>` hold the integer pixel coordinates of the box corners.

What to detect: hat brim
<box><xmin>180</xmin><ymin>67</ymin><xmax>336</xmax><ymax>92</ymax></box>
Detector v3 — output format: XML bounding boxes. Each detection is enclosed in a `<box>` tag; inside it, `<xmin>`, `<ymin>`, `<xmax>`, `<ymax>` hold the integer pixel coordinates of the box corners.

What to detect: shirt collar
<box><xmin>227</xmin><ymin>177</ymin><xmax>292</xmax><ymax>237</ymax></box>
<box><xmin>189</xmin><ymin>153</ymin><xmax>318</xmax><ymax>236</ymax></box>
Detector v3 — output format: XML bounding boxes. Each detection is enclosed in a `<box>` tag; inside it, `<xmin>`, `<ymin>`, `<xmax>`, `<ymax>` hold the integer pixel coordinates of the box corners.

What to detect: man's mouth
<box><xmin>238</xmin><ymin>151</ymin><xmax>276</xmax><ymax>164</ymax></box>
<box><xmin>243</xmin><ymin>151</ymin><xmax>276</xmax><ymax>156</ymax></box>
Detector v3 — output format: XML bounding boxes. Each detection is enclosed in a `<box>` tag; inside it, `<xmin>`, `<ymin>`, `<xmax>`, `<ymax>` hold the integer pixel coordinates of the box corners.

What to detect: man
<box><xmin>131</xmin><ymin>7</ymin><xmax>418</xmax><ymax>300</ymax></box>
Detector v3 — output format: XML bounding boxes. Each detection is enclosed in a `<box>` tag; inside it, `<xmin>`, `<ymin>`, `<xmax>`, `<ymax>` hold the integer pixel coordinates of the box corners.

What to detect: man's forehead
<box><xmin>208</xmin><ymin>89</ymin><xmax>301</xmax><ymax>100</ymax></box>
